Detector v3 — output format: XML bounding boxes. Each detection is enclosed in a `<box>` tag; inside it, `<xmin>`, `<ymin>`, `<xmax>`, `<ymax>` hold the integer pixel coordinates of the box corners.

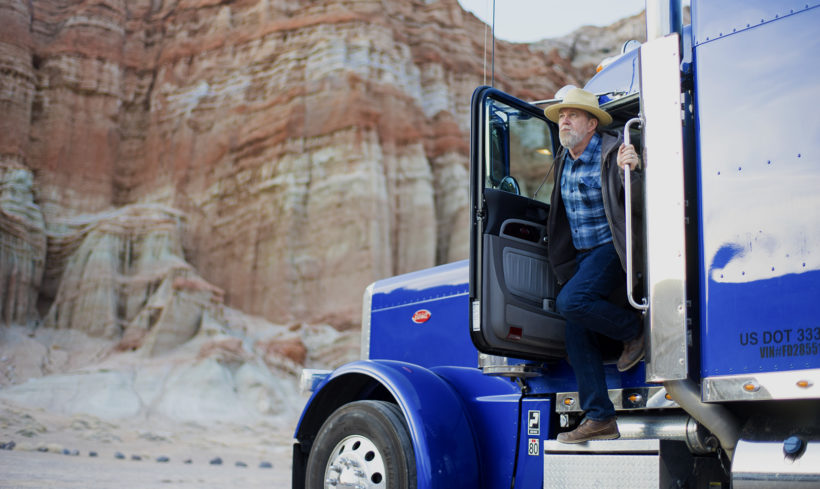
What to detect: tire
<box><xmin>305</xmin><ymin>400</ymin><xmax>417</xmax><ymax>489</ymax></box>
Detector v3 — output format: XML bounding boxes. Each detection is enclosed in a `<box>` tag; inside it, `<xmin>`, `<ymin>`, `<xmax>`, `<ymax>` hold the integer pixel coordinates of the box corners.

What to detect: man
<box><xmin>543</xmin><ymin>88</ymin><xmax>645</xmax><ymax>443</ymax></box>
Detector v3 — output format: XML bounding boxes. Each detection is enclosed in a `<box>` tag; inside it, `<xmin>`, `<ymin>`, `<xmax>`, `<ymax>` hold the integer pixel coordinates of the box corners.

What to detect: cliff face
<box><xmin>533</xmin><ymin>7</ymin><xmax>689</xmax><ymax>72</ymax></box>
<box><xmin>1</xmin><ymin>0</ymin><xmax>588</xmax><ymax>331</ymax></box>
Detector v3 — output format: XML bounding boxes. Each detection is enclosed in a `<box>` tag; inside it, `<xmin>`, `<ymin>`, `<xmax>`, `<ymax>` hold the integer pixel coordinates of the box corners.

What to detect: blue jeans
<box><xmin>557</xmin><ymin>241</ymin><xmax>641</xmax><ymax>421</ymax></box>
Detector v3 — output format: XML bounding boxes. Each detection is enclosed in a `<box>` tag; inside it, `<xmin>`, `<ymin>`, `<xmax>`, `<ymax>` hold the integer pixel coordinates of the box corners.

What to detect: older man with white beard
<box><xmin>543</xmin><ymin>88</ymin><xmax>645</xmax><ymax>443</ymax></box>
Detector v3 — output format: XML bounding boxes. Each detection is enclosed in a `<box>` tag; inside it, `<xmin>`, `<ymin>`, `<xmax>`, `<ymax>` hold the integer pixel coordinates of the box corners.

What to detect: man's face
<box><xmin>558</xmin><ymin>108</ymin><xmax>597</xmax><ymax>150</ymax></box>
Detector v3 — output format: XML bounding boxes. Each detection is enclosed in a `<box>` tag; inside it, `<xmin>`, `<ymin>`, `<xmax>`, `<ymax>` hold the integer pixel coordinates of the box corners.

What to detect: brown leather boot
<box><xmin>617</xmin><ymin>331</ymin><xmax>645</xmax><ymax>372</ymax></box>
<box><xmin>557</xmin><ymin>417</ymin><xmax>620</xmax><ymax>443</ymax></box>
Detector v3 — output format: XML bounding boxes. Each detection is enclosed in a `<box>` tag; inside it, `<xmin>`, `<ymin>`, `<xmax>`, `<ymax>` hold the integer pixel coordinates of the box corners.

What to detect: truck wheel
<box><xmin>305</xmin><ymin>400</ymin><xmax>416</xmax><ymax>489</ymax></box>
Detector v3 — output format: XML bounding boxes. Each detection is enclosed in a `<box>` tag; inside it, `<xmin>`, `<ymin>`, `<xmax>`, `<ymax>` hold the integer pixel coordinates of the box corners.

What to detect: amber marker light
<box><xmin>796</xmin><ymin>380</ymin><xmax>813</xmax><ymax>389</ymax></box>
<box><xmin>627</xmin><ymin>394</ymin><xmax>642</xmax><ymax>403</ymax></box>
<box><xmin>665</xmin><ymin>393</ymin><xmax>673</xmax><ymax>401</ymax></box>
<box><xmin>563</xmin><ymin>397</ymin><xmax>575</xmax><ymax>407</ymax></box>
<box><xmin>742</xmin><ymin>381</ymin><xmax>760</xmax><ymax>392</ymax></box>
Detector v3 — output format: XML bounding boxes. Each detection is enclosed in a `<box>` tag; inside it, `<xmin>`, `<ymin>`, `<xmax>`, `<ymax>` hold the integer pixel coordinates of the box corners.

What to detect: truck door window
<box><xmin>485</xmin><ymin>98</ymin><xmax>555</xmax><ymax>205</ymax></box>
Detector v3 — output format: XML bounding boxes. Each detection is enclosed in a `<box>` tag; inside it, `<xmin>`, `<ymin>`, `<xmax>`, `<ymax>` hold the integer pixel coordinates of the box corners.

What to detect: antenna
<box><xmin>491</xmin><ymin>0</ymin><xmax>496</xmax><ymax>87</ymax></box>
<box><xmin>482</xmin><ymin>0</ymin><xmax>487</xmax><ymax>86</ymax></box>
<box><xmin>481</xmin><ymin>0</ymin><xmax>496</xmax><ymax>87</ymax></box>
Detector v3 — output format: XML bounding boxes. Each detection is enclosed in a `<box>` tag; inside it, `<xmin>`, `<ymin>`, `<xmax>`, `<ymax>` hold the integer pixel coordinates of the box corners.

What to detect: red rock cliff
<box><xmin>1</xmin><ymin>0</ymin><xmax>588</xmax><ymax>329</ymax></box>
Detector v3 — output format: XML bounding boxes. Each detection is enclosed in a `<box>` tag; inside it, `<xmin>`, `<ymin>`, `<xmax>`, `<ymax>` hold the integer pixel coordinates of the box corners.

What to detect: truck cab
<box><xmin>292</xmin><ymin>1</ymin><xmax>820</xmax><ymax>488</ymax></box>
<box><xmin>468</xmin><ymin>85</ymin><xmax>647</xmax><ymax>367</ymax></box>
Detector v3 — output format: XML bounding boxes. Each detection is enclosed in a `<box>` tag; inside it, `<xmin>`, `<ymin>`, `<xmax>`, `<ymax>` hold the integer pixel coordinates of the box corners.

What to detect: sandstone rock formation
<box><xmin>41</xmin><ymin>204</ymin><xmax>223</xmax><ymax>356</ymax></box>
<box><xmin>0</xmin><ymin>315</ymin><xmax>359</xmax><ymax>421</ymax></box>
<box><xmin>0</xmin><ymin>167</ymin><xmax>46</xmax><ymax>325</ymax></box>
<box><xmin>1</xmin><ymin>0</ymin><xmax>593</xmax><ymax>331</ymax></box>
<box><xmin>533</xmin><ymin>7</ymin><xmax>690</xmax><ymax>73</ymax></box>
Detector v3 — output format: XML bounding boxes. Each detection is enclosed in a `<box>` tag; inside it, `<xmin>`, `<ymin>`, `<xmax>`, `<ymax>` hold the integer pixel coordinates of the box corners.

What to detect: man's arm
<box><xmin>617</xmin><ymin>143</ymin><xmax>643</xmax><ymax>216</ymax></box>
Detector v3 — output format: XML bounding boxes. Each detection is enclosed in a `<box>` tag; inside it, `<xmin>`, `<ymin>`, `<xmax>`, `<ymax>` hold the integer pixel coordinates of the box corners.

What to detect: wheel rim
<box><xmin>323</xmin><ymin>434</ymin><xmax>386</xmax><ymax>489</ymax></box>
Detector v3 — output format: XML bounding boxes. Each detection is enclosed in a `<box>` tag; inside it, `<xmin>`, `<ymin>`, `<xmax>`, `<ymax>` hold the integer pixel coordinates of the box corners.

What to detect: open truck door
<box><xmin>469</xmin><ymin>87</ymin><xmax>566</xmax><ymax>361</ymax></box>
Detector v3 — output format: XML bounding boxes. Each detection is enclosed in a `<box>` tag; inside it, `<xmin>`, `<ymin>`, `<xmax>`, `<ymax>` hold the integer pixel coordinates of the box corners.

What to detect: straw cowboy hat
<box><xmin>543</xmin><ymin>88</ymin><xmax>612</xmax><ymax>127</ymax></box>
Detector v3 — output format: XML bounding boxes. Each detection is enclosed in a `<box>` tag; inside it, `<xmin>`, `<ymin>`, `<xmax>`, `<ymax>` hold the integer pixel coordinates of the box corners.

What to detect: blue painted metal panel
<box><xmin>585</xmin><ymin>25</ymin><xmax>693</xmax><ymax>104</ymax></box>
<box><xmin>692</xmin><ymin>0</ymin><xmax>819</xmax><ymax>47</ymax></box>
<box><xmin>369</xmin><ymin>260</ymin><xmax>477</xmax><ymax>368</ymax></box>
<box><xmin>301</xmin><ymin>360</ymin><xmax>481</xmax><ymax>489</ymax></box>
<box><xmin>584</xmin><ymin>47</ymin><xmax>640</xmax><ymax>102</ymax></box>
<box><xmin>524</xmin><ymin>361</ymin><xmax>650</xmax><ymax>399</ymax></box>
<box><xmin>515</xmin><ymin>397</ymin><xmax>551</xmax><ymax>487</ymax></box>
<box><xmin>432</xmin><ymin>367</ymin><xmax>554</xmax><ymax>488</ymax></box>
<box><xmin>693</xmin><ymin>5</ymin><xmax>820</xmax><ymax>376</ymax></box>
<box><xmin>432</xmin><ymin>366</ymin><xmax>523</xmax><ymax>488</ymax></box>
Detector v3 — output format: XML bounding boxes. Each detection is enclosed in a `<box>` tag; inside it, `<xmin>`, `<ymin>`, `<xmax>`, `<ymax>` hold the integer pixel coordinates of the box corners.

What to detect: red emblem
<box><xmin>411</xmin><ymin>309</ymin><xmax>431</xmax><ymax>324</ymax></box>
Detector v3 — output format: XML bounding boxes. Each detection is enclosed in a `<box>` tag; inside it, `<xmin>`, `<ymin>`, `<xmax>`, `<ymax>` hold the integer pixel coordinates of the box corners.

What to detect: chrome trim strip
<box><xmin>478</xmin><ymin>353</ymin><xmax>543</xmax><ymax>377</ymax></box>
<box><xmin>703</xmin><ymin>369</ymin><xmax>820</xmax><ymax>402</ymax></box>
<box><xmin>555</xmin><ymin>414</ymin><xmax>716</xmax><ymax>455</ymax></box>
<box><xmin>360</xmin><ymin>282</ymin><xmax>374</xmax><ymax>360</ymax></box>
<box><xmin>299</xmin><ymin>369</ymin><xmax>331</xmax><ymax>394</ymax></box>
<box><xmin>639</xmin><ymin>33</ymin><xmax>688</xmax><ymax>382</ymax></box>
<box><xmin>544</xmin><ymin>439</ymin><xmax>660</xmax><ymax>453</ymax></box>
<box><xmin>732</xmin><ymin>439</ymin><xmax>820</xmax><ymax>488</ymax></box>
<box><xmin>471</xmin><ymin>300</ymin><xmax>481</xmax><ymax>332</ymax></box>
<box><xmin>556</xmin><ymin>386</ymin><xmax>678</xmax><ymax>413</ymax></box>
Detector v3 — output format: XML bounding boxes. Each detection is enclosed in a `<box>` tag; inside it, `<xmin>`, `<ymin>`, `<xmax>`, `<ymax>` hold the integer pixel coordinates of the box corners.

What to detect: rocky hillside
<box><xmin>533</xmin><ymin>7</ymin><xmax>689</xmax><ymax>72</ymax></box>
<box><xmin>1</xmin><ymin>0</ymin><xmax>594</xmax><ymax>335</ymax></box>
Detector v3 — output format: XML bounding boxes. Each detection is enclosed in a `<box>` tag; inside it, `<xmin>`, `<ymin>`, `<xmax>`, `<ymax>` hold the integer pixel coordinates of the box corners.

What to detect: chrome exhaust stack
<box><xmin>616</xmin><ymin>413</ymin><xmax>718</xmax><ymax>455</ymax></box>
<box><xmin>646</xmin><ymin>0</ymin><xmax>682</xmax><ymax>41</ymax></box>
<box><xmin>664</xmin><ymin>379</ymin><xmax>741</xmax><ymax>460</ymax></box>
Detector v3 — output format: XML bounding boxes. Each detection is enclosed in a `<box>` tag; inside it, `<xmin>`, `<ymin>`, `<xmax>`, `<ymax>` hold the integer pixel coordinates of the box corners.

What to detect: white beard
<box><xmin>559</xmin><ymin>127</ymin><xmax>584</xmax><ymax>150</ymax></box>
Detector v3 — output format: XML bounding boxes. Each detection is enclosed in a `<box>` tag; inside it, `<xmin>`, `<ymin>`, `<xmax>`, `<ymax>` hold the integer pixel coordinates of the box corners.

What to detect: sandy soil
<box><xmin>0</xmin><ymin>398</ymin><xmax>300</xmax><ymax>488</ymax></box>
<box><xmin>0</xmin><ymin>313</ymin><xmax>360</xmax><ymax>488</ymax></box>
<box><xmin>0</xmin><ymin>450</ymin><xmax>291</xmax><ymax>489</ymax></box>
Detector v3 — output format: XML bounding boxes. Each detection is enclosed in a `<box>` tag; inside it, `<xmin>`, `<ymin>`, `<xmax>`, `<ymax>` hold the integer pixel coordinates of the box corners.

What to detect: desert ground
<box><xmin>0</xmin><ymin>397</ymin><xmax>295</xmax><ymax>488</ymax></box>
<box><xmin>0</xmin><ymin>315</ymin><xmax>360</xmax><ymax>488</ymax></box>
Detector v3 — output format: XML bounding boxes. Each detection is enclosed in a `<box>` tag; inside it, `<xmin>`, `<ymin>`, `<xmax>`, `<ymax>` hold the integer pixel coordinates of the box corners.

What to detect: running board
<box><xmin>543</xmin><ymin>439</ymin><xmax>726</xmax><ymax>488</ymax></box>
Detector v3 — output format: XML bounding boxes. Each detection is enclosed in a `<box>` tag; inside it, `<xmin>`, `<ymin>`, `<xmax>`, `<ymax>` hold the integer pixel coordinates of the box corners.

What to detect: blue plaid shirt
<box><xmin>560</xmin><ymin>133</ymin><xmax>613</xmax><ymax>250</ymax></box>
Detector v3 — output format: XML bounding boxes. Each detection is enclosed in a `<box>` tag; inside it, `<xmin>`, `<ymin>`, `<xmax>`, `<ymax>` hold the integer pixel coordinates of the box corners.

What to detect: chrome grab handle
<box><xmin>624</xmin><ymin>117</ymin><xmax>648</xmax><ymax>311</ymax></box>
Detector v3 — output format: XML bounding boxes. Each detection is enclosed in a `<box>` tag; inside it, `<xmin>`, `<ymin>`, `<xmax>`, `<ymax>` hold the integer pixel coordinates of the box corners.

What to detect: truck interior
<box><xmin>469</xmin><ymin>86</ymin><xmax>643</xmax><ymax>363</ymax></box>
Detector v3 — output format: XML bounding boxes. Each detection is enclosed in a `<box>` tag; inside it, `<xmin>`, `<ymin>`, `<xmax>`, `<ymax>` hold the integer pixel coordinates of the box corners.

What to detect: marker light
<box><xmin>742</xmin><ymin>381</ymin><xmax>760</xmax><ymax>393</ymax></box>
<box><xmin>796</xmin><ymin>380</ymin><xmax>813</xmax><ymax>389</ymax></box>
<box><xmin>665</xmin><ymin>393</ymin><xmax>673</xmax><ymax>401</ymax></box>
<box><xmin>563</xmin><ymin>397</ymin><xmax>576</xmax><ymax>407</ymax></box>
<box><xmin>627</xmin><ymin>394</ymin><xmax>643</xmax><ymax>404</ymax></box>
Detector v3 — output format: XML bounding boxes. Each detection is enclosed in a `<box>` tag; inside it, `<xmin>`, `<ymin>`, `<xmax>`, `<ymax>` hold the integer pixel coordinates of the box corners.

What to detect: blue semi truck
<box><xmin>292</xmin><ymin>1</ymin><xmax>820</xmax><ymax>487</ymax></box>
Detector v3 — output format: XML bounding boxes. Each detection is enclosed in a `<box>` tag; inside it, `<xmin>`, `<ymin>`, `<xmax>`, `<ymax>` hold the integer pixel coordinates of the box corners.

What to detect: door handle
<box><xmin>624</xmin><ymin>117</ymin><xmax>648</xmax><ymax>311</ymax></box>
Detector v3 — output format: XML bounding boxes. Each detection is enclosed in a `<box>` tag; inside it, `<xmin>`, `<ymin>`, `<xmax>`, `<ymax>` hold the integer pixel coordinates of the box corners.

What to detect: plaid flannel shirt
<box><xmin>559</xmin><ymin>133</ymin><xmax>613</xmax><ymax>250</ymax></box>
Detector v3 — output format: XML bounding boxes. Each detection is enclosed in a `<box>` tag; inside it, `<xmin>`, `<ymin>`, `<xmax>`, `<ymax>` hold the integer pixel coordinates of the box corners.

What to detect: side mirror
<box><xmin>498</xmin><ymin>175</ymin><xmax>520</xmax><ymax>195</ymax></box>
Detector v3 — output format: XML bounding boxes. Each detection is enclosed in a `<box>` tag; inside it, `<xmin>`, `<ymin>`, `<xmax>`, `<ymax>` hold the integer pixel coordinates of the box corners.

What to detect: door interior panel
<box><xmin>481</xmin><ymin>191</ymin><xmax>565</xmax><ymax>359</ymax></box>
<box><xmin>502</xmin><ymin>246</ymin><xmax>550</xmax><ymax>303</ymax></box>
<box><xmin>469</xmin><ymin>87</ymin><xmax>566</xmax><ymax>361</ymax></box>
